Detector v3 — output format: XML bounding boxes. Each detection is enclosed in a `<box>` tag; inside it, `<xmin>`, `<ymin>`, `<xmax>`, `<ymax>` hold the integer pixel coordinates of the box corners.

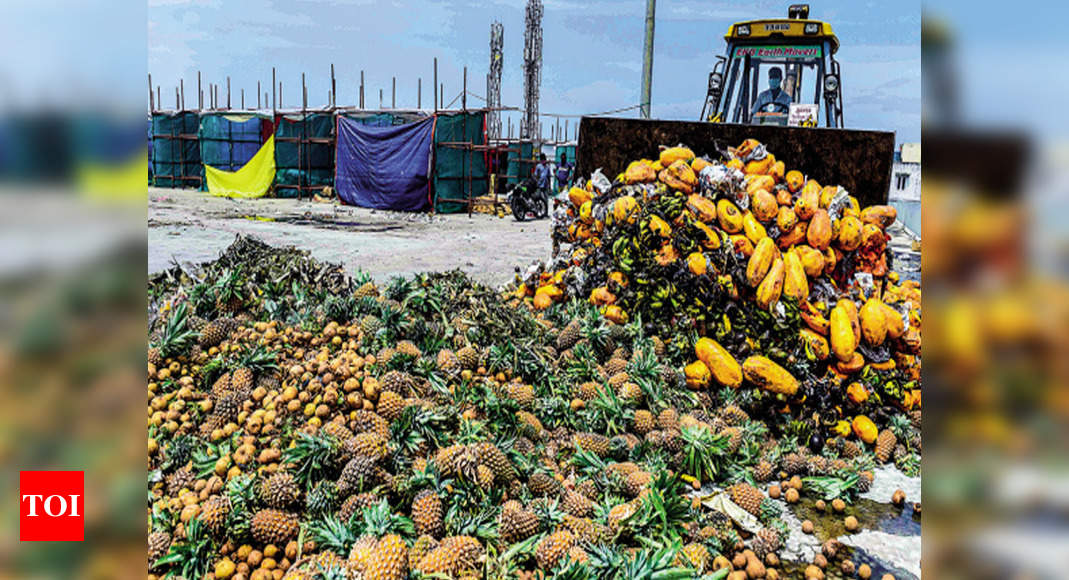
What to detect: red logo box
<box><xmin>20</xmin><ymin>471</ymin><xmax>84</xmax><ymax>541</ymax></box>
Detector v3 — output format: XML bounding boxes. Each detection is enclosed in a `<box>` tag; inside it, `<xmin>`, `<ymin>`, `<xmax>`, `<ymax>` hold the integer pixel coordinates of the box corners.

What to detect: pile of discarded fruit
<box><xmin>147</xmin><ymin>140</ymin><xmax>921</xmax><ymax>580</ymax></box>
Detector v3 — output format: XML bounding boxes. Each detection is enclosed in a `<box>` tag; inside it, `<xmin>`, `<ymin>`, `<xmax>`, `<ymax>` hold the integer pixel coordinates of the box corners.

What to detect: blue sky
<box><xmin>148</xmin><ymin>0</ymin><xmax>919</xmax><ymax>143</ymax></box>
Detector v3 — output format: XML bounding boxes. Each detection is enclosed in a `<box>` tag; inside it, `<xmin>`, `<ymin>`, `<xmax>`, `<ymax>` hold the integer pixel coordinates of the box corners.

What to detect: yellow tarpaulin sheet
<box><xmin>205</xmin><ymin>135</ymin><xmax>275</xmax><ymax>198</ymax></box>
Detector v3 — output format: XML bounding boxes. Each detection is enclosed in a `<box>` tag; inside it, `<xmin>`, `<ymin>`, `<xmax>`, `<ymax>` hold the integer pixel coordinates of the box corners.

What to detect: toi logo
<box><xmin>20</xmin><ymin>471</ymin><xmax>84</xmax><ymax>541</ymax></box>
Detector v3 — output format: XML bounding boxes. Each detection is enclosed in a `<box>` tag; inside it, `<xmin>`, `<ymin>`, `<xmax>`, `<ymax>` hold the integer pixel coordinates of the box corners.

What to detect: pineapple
<box><xmin>807</xmin><ymin>455</ymin><xmax>829</xmax><ymax>476</ymax></box>
<box><xmin>604</xmin><ymin>357</ymin><xmax>628</xmax><ymax>377</ymax></box>
<box><xmin>148</xmin><ymin>347</ymin><xmax>162</xmax><ymax>368</ymax></box>
<box><xmin>575</xmin><ymin>381</ymin><xmax>599</xmax><ymax>402</ymax></box>
<box><xmin>607</xmin><ymin>371</ymin><xmax>630</xmax><ymax>390</ymax></box>
<box><xmin>415</xmin><ymin>546</ymin><xmax>457</xmax><ymax>576</ymax></box>
<box><xmin>727</xmin><ymin>483</ymin><xmax>763</xmax><ymax>517</ymax></box>
<box><xmin>231</xmin><ymin>367</ymin><xmax>255</xmax><ymax>396</ymax></box>
<box><xmin>617</xmin><ymin>382</ymin><xmax>644</xmax><ymax>405</ymax></box>
<box><xmin>556</xmin><ymin>319</ymin><xmax>582</xmax><ymax>352</ymax></box>
<box><xmin>165</xmin><ymin>465</ymin><xmax>194</xmax><ymax>496</ymax></box>
<box><xmin>572</xmin><ymin>432</ymin><xmax>610</xmax><ymax>458</ymax></box>
<box><xmin>339</xmin><ymin>492</ymin><xmax>379</xmax><ymax>524</ymax></box>
<box><xmin>348</xmin><ymin>534</ymin><xmax>380</xmax><ymax>575</ymax></box>
<box><xmin>338</xmin><ymin>455</ymin><xmax>379</xmax><ymax>495</ymax></box>
<box><xmin>782</xmin><ymin>451</ymin><xmax>808</xmax><ymax>476</ymax></box>
<box><xmin>476</xmin><ymin>464</ymin><xmax>495</xmax><ymax>491</ymax></box>
<box><xmin>409</xmin><ymin>535</ymin><xmax>439</xmax><ymax>571</ymax></box>
<box><xmin>751</xmin><ymin>527</ymin><xmax>782</xmax><ymax>559</ymax></box>
<box><xmin>657</xmin><ymin>408</ymin><xmax>680</xmax><ymax>431</ymax></box>
<box><xmin>436</xmin><ymin>349</ymin><xmax>460</xmax><ymax>375</ymax></box>
<box><xmin>474</xmin><ymin>442</ymin><xmax>514</xmax><ymax>482</ymax></box>
<box><xmin>662</xmin><ymin>429</ymin><xmax>683</xmax><ymax>453</ymax></box>
<box><xmin>456</xmin><ymin>345</ymin><xmax>479</xmax><ymax>369</ymax></box>
<box><xmin>633</xmin><ymin>409</ymin><xmax>655</xmax><ymax>435</ymax></box>
<box><xmin>536</xmin><ymin>530</ymin><xmax>577</xmax><ymax>571</ymax></box>
<box><xmin>719</xmin><ymin>404</ymin><xmax>749</xmax><ymax>425</ymax></box>
<box><xmin>624</xmin><ymin>470</ymin><xmax>652</xmax><ymax>497</ymax></box>
<box><xmin>351</xmin><ymin>410</ymin><xmax>391</xmax><ymax>438</ymax></box>
<box><xmin>875</xmin><ymin>429</ymin><xmax>897</xmax><ymax>464</ymax></box>
<box><xmin>260</xmin><ymin>472</ymin><xmax>301</xmax><ymax>509</ymax></box>
<box><xmin>354</xmin><ymin>280</ymin><xmax>379</xmax><ymax>298</ymax></box>
<box><xmin>411</xmin><ymin>490</ymin><xmax>444</xmax><ymax>538</ymax></box>
<box><xmin>250</xmin><ymin>509</ymin><xmax>299</xmax><ymax>545</ymax></box>
<box><xmin>396</xmin><ymin>340</ymin><xmax>421</xmax><ymax>358</ymax></box>
<box><xmin>147</xmin><ymin>531</ymin><xmax>171</xmax><ymax>569</ymax></box>
<box><xmin>753</xmin><ymin>460</ymin><xmax>774</xmax><ymax>482</ymax></box>
<box><xmin>364</xmin><ymin>534</ymin><xmax>408</xmax><ymax>580</ymax></box>
<box><xmin>505</xmin><ymin>384</ymin><xmax>535</xmax><ymax>408</ymax></box>
<box><xmin>857</xmin><ymin>469</ymin><xmax>874</xmax><ymax>493</ymax></box>
<box><xmin>360</xmin><ymin>314</ymin><xmax>382</xmax><ymax>337</ymax></box>
<box><xmin>528</xmin><ymin>471</ymin><xmax>561</xmax><ymax>497</ymax></box>
<box><xmin>677</xmin><ymin>542</ymin><xmax>711</xmax><ymax>572</ymax></box>
<box><xmin>376</xmin><ymin>391</ymin><xmax>406</xmax><ymax>421</ymax></box>
<box><xmin>199</xmin><ymin>495</ymin><xmax>230</xmax><ymax>535</ymax></box>
<box><xmin>840</xmin><ymin>439</ymin><xmax>861</xmax><ymax>459</ymax></box>
<box><xmin>561</xmin><ymin>489</ymin><xmax>594</xmax><ymax>518</ymax></box>
<box><xmin>305</xmin><ymin>480</ymin><xmax>340</xmax><ymax>516</ymax></box>
<box><xmin>719</xmin><ymin>426</ymin><xmax>743</xmax><ymax>454</ymax></box>
<box><xmin>660</xmin><ymin>364</ymin><xmax>683</xmax><ymax>389</ymax></box>
<box><xmin>200</xmin><ymin>317</ymin><xmax>234</xmax><ymax>348</ymax></box>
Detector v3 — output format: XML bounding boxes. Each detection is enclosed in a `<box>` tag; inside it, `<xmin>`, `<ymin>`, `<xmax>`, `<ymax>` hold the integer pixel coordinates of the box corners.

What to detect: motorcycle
<box><xmin>507</xmin><ymin>177</ymin><xmax>549</xmax><ymax>221</ymax></box>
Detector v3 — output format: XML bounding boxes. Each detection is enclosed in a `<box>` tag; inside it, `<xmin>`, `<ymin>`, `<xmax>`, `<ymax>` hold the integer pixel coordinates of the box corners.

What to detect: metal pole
<box><xmin>302</xmin><ymin>72</ymin><xmax>307</xmax><ymax>109</ymax></box>
<box><xmin>418</xmin><ymin>77</ymin><xmax>422</xmax><ymax>109</ymax></box>
<box><xmin>180</xmin><ymin>79</ymin><xmax>184</xmax><ymax>110</ymax></box>
<box><xmin>241</xmin><ymin>89</ymin><xmax>245</xmax><ymax>109</ymax></box>
<box><xmin>330</xmin><ymin>63</ymin><xmax>336</xmax><ymax>108</ymax></box>
<box><xmin>257</xmin><ymin>81</ymin><xmax>261</xmax><ymax>109</ymax></box>
<box><xmin>197</xmin><ymin>71</ymin><xmax>202</xmax><ymax>110</ymax></box>
<box><xmin>279</xmin><ymin>81</ymin><xmax>283</xmax><ymax>109</ymax></box>
<box><xmin>360</xmin><ymin>70</ymin><xmax>365</xmax><ymax>109</ymax></box>
<box><xmin>175</xmin><ymin>87</ymin><xmax>179</xmax><ymax>110</ymax></box>
<box><xmin>462</xmin><ymin>66</ymin><xmax>467</xmax><ymax>110</ymax></box>
<box><xmin>227</xmin><ymin>76</ymin><xmax>231</xmax><ymax>109</ymax></box>
<box><xmin>433</xmin><ymin>58</ymin><xmax>438</xmax><ymax>112</ymax></box>
<box><xmin>272</xmin><ymin>67</ymin><xmax>277</xmax><ymax>112</ymax></box>
<box><xmin>640</xmin><ymin>0</ymin><xmax>656</xmax><ymax>119</ymax></box>
<box><xmin>379</xmin><ymin>88</ymin><xmax>383</xmax><ymax>109</ymax></box>
<box><xmin>157</xmin><ymin>86</ymin><xmax>161</xmax><ymax>110</ymax></box>
<box><xmin>440</xmin><ymin>84</ymin><xmax>444</xmax><ymax>110</ymax></box>
<box><xmin>392</xmin><ymin>77</ymin><xmax>396</xmax><ymax>108</ymax></box>
<box><xmin>148</xmin><ymin>73</ymin><xmax>154</xmax><ymax>111</ymax></box>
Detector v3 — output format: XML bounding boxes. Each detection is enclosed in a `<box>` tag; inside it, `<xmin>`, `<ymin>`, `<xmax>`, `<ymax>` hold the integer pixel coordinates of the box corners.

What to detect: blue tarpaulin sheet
<box><xmin>335</xmin><ymin>115</ymin><xmax>434</xmax><ymax>211</ymax></box>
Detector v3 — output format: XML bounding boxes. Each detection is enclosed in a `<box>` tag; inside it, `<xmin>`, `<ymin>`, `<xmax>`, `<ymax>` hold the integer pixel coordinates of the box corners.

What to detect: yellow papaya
<box><xmin>838</xmin><ymin>299</ymin><xmax>861</xmax><ymax>350</ymax></box>
<box><xmin>589</xmin><ymin>286</ymin><xmax>616</xmax><ymax>306</ymax></box>
<box><xmin>785</xmin><ymin>170</ymin><xmax>804</xmax><ymax>192</ymax></box>
<box><xmin>860</xmin><ymin>205</ymin><xmax>897</xmax><ymax>229</ymax></box>
<box><xmin>879</xmin><ymin>302</ymin><xmax>905</xmax><ymax>339</ymax></box>
<box><xmin>837</xmin><ymin>215</ymin><xmax>862</xmax><ymax>251</ymax></box>
<box><xmin>659</xmin><ymin>146</ymin><xmax>695</xmax><ymax>167</ymax></box>
<box><xmin>693</xmin><ymin>220</ymin><xmax>722</xmax><ymax>250</ymax></box>
<box><xmin>796</xmin><ymin>245</ymin><xmax>825</xmax><ymax>277</ymax></box>
<box><xmin>691</xmin><ymin>157</ymin><xmax>712</xmax><ymax>173</ymax></box>
<box><xmin>744</xmin><ymin>155</ymin><xmax>774</xmax><ymax>175</ymax></box>
<box><xmin>829</xmin><ymin>304</ymin><xmax>856</xmax><ymax>362</ymax></box>
<box><xmin>659</xmin><ymin>159</ymin><xmax>697</xmax><ymax>193</ymax></box>
<box><xmin>819</xmin><ymin>185</ymin><xmax>838</xmax><ymax>208</ymax></box>
<box><xmin>730</xmin><ymin>235</ymin><xmax>755</xmax><ymax>257</ymax></box>
<box><xmin>687</xmin><ymin>252</ymin><xmax>707</xmax><ymax>276</ymax></box>
<box><xmin>806</xmin><ymin>209</ymin><xmax>832</xmax><ymax>250</ymax></box>
<box><xmin>686</xmin><ymin>194</ymin><xmax>717</xmax><ymax>223</ymax></box>
<box><xmin>579</xmin><ymin>200</ymin><xmax>593</xmax><ymax>224</ymax></box>
<box><xmin>755</xmin><ymin>257</ymin><xmax>785</xmax><ymax>310</ymax></box>
<box><xmin>799</xmin><ymin>328</ymin><xmax>830</xmax><ymax>360</ymax></box>
<box><xmin>608</xmin><ymin>271</ymin><xmax>628</xmax><ymax>288</ymax></box>
<box><xmin>795</xmin><ymin>180</ymin><xmax>821</xmax><ymax>219</ymax></box>
<box><xmin>569</xmin><ymin>186</ymin><xmax>592</xmax><ymax>207</ymax></box>
<box><xmin>770</xmin><ymin>160</ymin><xmax>785</xmax><ymax>181</ymax></box>
<box><xmin>777</xmin><ymin>221</ymin><xmax>807</xmax><ymax>249</ymax></box>
<box><xmin>859</xmin><ymin>299</ymin><xmax>888</xmax><ymax>346</ymax></box>
<box><xmin>742</xmin><ymin>356</ymin><xmax>799</xmax><ymax>396</ymax></box>
<box><xmin>751</xmin><ymin>189</ymin><xmax>779</xmax><ymax>222</ymax></box>
<box><xmin>648</xmin><ymin>215</ymin><xmax>672</xmax><ymax>238</ymax></box>
<box><xmin>836</xmin><ymin>351</ymin><xmax>865</xmax><ymax>375</ymax></box>
<box><xmin>852</xmin><ymin>415</ymin><xmax>878</xmax><ymax>444</ymax></box>
<box><xmin>776</xmin><ymin>188</ymin><xmax>793</xmax><ymax>206</ymax></box>
<box><xmin>776</xmin><ymin>206</ymin><xmax>798</xmax><ymax>232</ymax></box>
<box><xmin>717</xmin><ymin>199</ymin><xmax>744</xmax><ymax>233</ymax></box>
<box><xmin>801</xmin><ymin>302</ymin><xmax>830</xmax><ymax>335</ymax></box>
<box><xmin>684</xmin><ymin>360</ymin><xmax>711</xmax><ymax>390</ymax></box>
<box><xmin>743</xmin><ymin>211</ymin><xmax>768</xmax><ymax>244</ymax></box>
<box><xmin>782</xmin><ymin>250</ymin><xmax>809</xmax><ymax>302</ymax></box>
<box><xmin>746</xmin><ymin>174</ymin><xmax>776</xmax><ymax>195</ymax></box>
<box><xmin>694</xmin><ymin>338</ymin><xmax>742</xmax><ymax>388</ymax></box>
<box><xmin>602</xmin><ymin>304</ymin><xmax>628</xmax><ymax>324</ymax></box>
<box><xmin>846</xmin><ymin>382</ymin><xmax>869</xmax><ymax>404</ymax></box>
<box><xmin>746</xmin><ymin>237</ymin><xmax>777</xmax><ymax>287</ymax></box>
<box><xmin>624</xmin><ymin>160</ymin><xmax>656</xmax><ymax>184</ymax></box>
<box><xmin>823</xmin><ymin>247</ymin><xmax>838</xmax><ymax>275</ymax></box>
<box><xmin>613</xmin><ymin>196</ymin><xmax>640</xmax><ymax>224</ymax></box>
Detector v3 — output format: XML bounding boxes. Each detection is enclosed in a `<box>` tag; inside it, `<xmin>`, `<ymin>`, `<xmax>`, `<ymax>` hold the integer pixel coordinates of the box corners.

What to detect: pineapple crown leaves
<box><xmin>213</xmin><ymin>267</ymin><xmax>247</xmax><ymax>302</ymax></box>
<box><xmin>282</xmin><ymin>431</ymin><xmax>343</xmax><ymax>490</ymax></box>
<box><xmin>624</xmin><ymin>473</ymin><xmax>693</xmax><ymax>546</ymax></box>
<box><xmin>351</xmin><ymin>499</ymin><xmax>416</xmax><ymax>539</ymax></box>
<box><xmin>156</xmin><ymin>517</ymin><xmax>216</xmax><ymax>579</ymax></box>
<box><xmin>679</xmin><ymin>426</ymin><xmax>730</xmax><ymax>483</ymax></box>
<box><xmin>390</xmin><ymin>405</ymin><xmax>453</xmax><ymax>456</ymax></box>
<box><xmin>531</xmin><ymin>498</ymin><xmax>566</xmax><ymax>530</ymax></box>
<box><xmin>321</xmin><ymin>294</ymin><xmax>355</xmax><ymax>323</ymax></box>
<box><xmin>191</xmin><ymin>440</ymin><xmax>231</xmax><ymax>479</ymax></box>
<box><xmin>231</xmin><ymin>343</ymin><xmax>279</xmax><ymax>374</ymax></box>
<box><xmin>802</xmin><ymin>474</ymin><xmax>860</xmax><ymax>502</ymax></box>
<box><xmin>570</xmin><ymin>447</ymin><xmax>609</xmax><ymax>479</ymax></box>
<box><xmin>304</xmin><ymin>513</ymin><xmax>357</xmax><ymax>556</ymax></box>
<box><xmin>580</xmin><ymin>384</ymin><xmax>634</xmax><ymax>436</ymax></box>
<box><xmin>444</xmin><ymin>503</ymin><xmax>500</xmax><ymax>543</ymax></box>
<box><xmin>155</xmin><ymin>301</ymin><xmax>197</xmax><ymax>358</ymax></box>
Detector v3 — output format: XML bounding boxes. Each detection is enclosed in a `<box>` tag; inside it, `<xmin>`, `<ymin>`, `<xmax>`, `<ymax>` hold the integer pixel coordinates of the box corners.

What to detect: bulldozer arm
<box><xmin>575</xmin><ymin>117</ymin><xmax>896</xmax><ymax>207</ymax></box>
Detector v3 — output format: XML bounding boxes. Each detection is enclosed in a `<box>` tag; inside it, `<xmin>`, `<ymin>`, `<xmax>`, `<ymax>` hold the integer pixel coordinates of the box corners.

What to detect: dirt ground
<box><xmin>148</xmin><ymin>188</ymin><xmax>552</xmax><ymax>287</ymax></box>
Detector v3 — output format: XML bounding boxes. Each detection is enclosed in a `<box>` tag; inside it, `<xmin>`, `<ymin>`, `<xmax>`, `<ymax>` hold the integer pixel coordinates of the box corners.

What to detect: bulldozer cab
<box><xmin>701</xmin><ymin>5</ymin><xmax>844</xmax><ymax>128</ymax></box>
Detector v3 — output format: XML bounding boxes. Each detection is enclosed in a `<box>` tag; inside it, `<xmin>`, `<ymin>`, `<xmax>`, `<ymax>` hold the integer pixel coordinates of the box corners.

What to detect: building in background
<box><xmin>891</xmin><ymin>142</ymin><xmax>920</xmax><ymax>235</ymax></box>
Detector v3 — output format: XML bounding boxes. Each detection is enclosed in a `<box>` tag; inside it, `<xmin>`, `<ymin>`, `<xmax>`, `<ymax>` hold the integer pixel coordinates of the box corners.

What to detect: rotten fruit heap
<box><xmin>146</xmin><ymin>139</ymin><xmax>920</xmax><ymax>580</ymax></box>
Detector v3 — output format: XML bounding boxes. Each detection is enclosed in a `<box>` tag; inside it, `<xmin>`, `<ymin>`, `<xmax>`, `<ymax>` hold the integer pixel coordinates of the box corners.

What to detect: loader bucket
<box><xmin>575</xmin><ymin>117</ymin><xmax>896</xmax><ymax>208</ymax></box>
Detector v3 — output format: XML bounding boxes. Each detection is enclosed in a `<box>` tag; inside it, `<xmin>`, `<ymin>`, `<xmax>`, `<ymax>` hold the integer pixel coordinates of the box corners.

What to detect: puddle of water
<box><xmin>782</xmin><ymin>544</ymin><xmax>918</xmax><ymax>580</ymax></box>
<box><xmin>789</xmin><ymin>498</ymin><xmax>921</xmax><ymax>543</ymax></box>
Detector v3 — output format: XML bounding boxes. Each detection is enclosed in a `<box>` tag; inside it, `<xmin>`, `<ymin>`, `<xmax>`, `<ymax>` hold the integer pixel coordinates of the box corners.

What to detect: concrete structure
<box><xmin>891</xmin><ymin>142</ymin><xmax>920</xmax><ymax>202</ymax></box>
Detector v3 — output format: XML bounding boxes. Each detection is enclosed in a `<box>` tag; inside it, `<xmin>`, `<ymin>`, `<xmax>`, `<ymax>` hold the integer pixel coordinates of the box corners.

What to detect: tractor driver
<box><xmin>751</xmin><ymin>66</ymin><xmax>793</xmax><ymax>116</ymax></box>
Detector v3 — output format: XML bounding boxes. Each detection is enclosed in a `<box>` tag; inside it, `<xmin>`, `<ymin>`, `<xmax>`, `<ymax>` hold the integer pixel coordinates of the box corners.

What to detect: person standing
<box><xmin>556</xmin><ymin>152</ymin><xmax>574</xmax><ymax>189</ymax></box>
<box><xmin>533</xmin><ymin>153</ymin><xmax>551</xmax><ymax>195</ymax></box>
